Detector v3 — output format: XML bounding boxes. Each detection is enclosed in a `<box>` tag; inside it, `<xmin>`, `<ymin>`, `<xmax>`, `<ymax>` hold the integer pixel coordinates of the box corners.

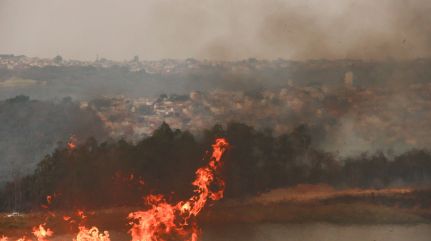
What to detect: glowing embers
<box><xmin>67</xmin><ymin>135</ymin><xmax>78</xmax><ymax>150</ymax></box>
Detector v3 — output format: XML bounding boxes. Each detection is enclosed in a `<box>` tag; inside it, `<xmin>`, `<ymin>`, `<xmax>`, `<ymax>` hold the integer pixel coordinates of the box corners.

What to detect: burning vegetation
<box><xmin>1</xmin><ymin>122</ymin><xmax>431</xmax><ymax>211</ymax></box>
<box><xmin>1</xmin><ymin>0</ymin><xmax>431</xmax><ymax>240</ymax></box>
<box><xmin>128</xmin><ymin>138</ymin><xmax>228</xmax><ymax>241</ymax></box>
<box><xmin>0</xmin><ymin>138</ymin><xmax>229</xmax><ymax>241</ymax></box>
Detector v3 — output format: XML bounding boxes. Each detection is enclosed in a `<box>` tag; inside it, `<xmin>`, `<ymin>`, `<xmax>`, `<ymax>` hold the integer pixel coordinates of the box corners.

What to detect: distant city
<box><xmin>1</xmin><ymin>54</ymin><xmax>430</xmax><ymax>154</ymax></box>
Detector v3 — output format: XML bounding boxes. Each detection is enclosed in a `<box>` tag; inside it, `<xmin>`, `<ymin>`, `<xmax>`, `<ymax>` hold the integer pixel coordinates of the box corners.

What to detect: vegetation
<box><xmin>0</xmin><ymin>95</ymin><xmax>107</xmax><ymax>185</ymax></box>
<box><xmin>1</xmin><ymin>122</ymin><xmax>431</xmax><ymax>211</ymax></box>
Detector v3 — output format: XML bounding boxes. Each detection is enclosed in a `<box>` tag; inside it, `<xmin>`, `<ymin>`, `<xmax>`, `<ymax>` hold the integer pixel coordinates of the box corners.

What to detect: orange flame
<box><xmin>32</xmin><ymin>224</ymin><xmax>53</xmax><ymax>241</ymax></box>
<box><xmin>128</xmin><ymin>138</ymin><xmax>229</xmax><ymax>241</ymax></box>
<box><xmin>0</xmin><ymin>138</ymin><xmax>229</xmax><ymax>241</ymax></box>
<box><xmin>15</xmin><ymin>238</ymin><xmax>30</xmax><ymax>241</ymax></box>
<box><xmin>76</xmin><ymin>210</ymin><xmax>87</xmax><ymax>221</ymax></box>
<box><xmin>46</xmin><ymin>195</ymin><xmax>53</xmax><ymax>205</ymax></box>
<box><xmin>67</xmin><ymin>135</ymin><xmax>78</xmax><ymax>150</ymax></box>
<box><xmin>1</xmin><ymin>236</ymin><xmax>31</xmax><ymax>241</ymax></box>
<box><xmin>73</xmin><ymin>226</ymin><xmax>110</xmax><ymax>241</ymax></box>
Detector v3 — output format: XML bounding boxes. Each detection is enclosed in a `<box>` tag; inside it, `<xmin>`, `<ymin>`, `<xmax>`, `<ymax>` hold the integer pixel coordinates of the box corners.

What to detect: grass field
<box><xmin>1</xmin><ymin>186</ymin><xmax>430</xmax><ymax>238</ymax></box>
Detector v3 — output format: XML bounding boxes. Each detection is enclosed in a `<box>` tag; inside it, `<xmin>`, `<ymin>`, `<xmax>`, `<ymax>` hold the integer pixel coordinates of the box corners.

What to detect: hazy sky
<box><xmin>1</xmin><ymin>0</ymin><xmax>430</xmax><ymax>60</ymax></box>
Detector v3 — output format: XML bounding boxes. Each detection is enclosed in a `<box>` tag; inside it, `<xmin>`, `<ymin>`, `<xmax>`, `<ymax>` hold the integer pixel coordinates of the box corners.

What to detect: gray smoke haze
<box><xmin>0</xmin><ymin>96</ymin><xmax>108</xmax><ymax>184</ymax></box>
<box><xmin>1</xmin><ymin>0</ymin><xmax>431</xmax><ymax>183</ymax></box>
<box><xmin>0</xmin><ymin>0</ymin><xmax>430</xmax><ymax>60</ymax></box>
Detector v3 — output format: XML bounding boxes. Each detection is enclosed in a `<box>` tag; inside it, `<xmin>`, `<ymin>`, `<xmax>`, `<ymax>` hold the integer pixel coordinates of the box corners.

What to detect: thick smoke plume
<box><xmin>0</xmin><ymin>0</ymin><xmax>430</xmax><ymax>60</ymax></box>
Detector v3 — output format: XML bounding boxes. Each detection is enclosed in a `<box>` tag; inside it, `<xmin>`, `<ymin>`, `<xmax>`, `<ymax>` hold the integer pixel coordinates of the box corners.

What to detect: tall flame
<box><xmin>0</xmin><ymin>138</ymin><xmax>229</xmax><ymax>241</ymax></box>
<box><xmin>128</xmin><ymin>138</ymin><xmax>229</xmax><ymax>241</ymax></box>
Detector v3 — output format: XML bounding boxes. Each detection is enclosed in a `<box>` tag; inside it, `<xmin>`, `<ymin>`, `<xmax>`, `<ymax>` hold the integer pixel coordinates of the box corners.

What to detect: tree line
<box><xmin>1</xmin><ymin>122</ymin><xmax>431</xmax><ymax>211</ymax></box>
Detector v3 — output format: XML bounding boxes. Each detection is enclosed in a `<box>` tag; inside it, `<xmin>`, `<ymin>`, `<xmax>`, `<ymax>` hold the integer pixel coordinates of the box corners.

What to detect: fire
<box><xmin>128</xmin><ymin>138</ymin><xmax>229</xmax><ymax>241</ymax></box>
<box><xmin>46</xmin><ymin>195</ymin><xmax>53</xmax><ymax>205</ymax></box>
<box><xmin>76</xmin><ymin>210</ymin><xmax>88</xmax><ymax>220</ymax></box>
<box><xmin>2</xmin><ymin>237</ymin><xmax>30</xmax><ymax>241</ymax></box>
<box><xmin>74</xmin><ymin>226</ymin><xmax>110</xmax><ymax>241</ymax></box>
<box><xmin>67</xmin><ymin>135</ymin><xmax>78</xmax><ymax>150</ymax></box>
<box><xmin>15</xmin><ymin>238</ymin><xmax>29</xmax><ymax>241</ymax></box>
<box><xmin>32</xmin><ymin>224</ymin><xmax>53</xmax><ymax>241</ymax></box>
<box><xmin>0</xmin><ymin>138</ymin><xmax>229</xmax><ymax>241</ymax></box>
<box><xmin>41</xmin><ymin>194</ymin><xmax>55</xmax><ymax>210</ymax></box>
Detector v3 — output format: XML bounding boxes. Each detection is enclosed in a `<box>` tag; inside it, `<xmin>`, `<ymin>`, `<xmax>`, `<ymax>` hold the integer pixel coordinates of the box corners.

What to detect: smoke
<box><xmin>318</xmin><ymin>82</ymin><xmax>431</xmax><ymax>157</ymax></box>
<box><xmin>255</xmin><ymin>0</ymin><xmax>431</xmax><ymax>60</ymax></box>
<box><xmin>0</xmin><ymin>96</ymin><xmax>108</xmax><ymax>184</ymax></box>
<box><xmin>0</xmin><ymin>0</ymin><xmax>430</xmax><ymax>60</ymax></box>
<box><xmin>0</xmin><ymin>0</ymin><xmax>430</xmax><ymax>184</ymax></box>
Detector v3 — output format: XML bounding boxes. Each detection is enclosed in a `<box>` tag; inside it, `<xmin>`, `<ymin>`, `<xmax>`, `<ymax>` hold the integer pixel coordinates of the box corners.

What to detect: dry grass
<box><xmin>1</xmin><ymin>187</ymin><xmax>430</xmax><ymax>237</ymax></box>
<box><xmin>200</xmin><ymin>202</ymin><xmax>429</xmax><ymax>224</ymax></box>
